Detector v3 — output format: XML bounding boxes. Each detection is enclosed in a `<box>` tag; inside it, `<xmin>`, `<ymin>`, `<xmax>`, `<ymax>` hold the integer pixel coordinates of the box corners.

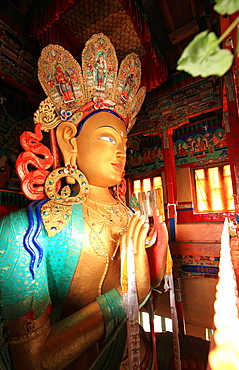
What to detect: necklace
<box><xmin>83</xmin><ymin>199</ymin><xmax>130</xmax><ymax>295</ymax></box>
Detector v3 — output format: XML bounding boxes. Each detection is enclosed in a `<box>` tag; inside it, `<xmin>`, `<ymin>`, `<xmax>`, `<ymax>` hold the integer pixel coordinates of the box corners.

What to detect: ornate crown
<box><xmin>16</xmin><ymin>34</ymin><xmax>146</xmax><ymax>201</ymax></box>
<box><xmin>36</xmin><ymin>33</ymin><xmax>146</xmax><ymax>133</ymax></box>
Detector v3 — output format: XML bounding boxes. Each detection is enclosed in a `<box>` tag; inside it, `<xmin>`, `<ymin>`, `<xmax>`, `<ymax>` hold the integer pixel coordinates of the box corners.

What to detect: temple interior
<box><xmin>1</xmin><ymin>0</ymin><xmax>239</xmax><ymax>369</ymax></box>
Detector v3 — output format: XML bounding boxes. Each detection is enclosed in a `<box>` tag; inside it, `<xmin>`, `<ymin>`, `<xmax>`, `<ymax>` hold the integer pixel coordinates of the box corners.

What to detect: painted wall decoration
<box><xmin>173</xmin><ymin>254</ymin><xmax>219</xmax><ymax>279</ymax></box>
<box><xmin>126</xmin><ymin>117</ymin><xmax>227</xmax><ymax>177</ymax></box>
<box><xmin>0</xmin><ymin>22</ymin><xmax>43</xmax><ymax>192</ymax></box>
<box><xmin>126</xmin><ymin>135</ymin><xmax>163</xmax><ymax>176</ymax></box>
<box><xmin>173</xmin><ymin>122</ymin><xmax>228</xmax><ymax>167</ymax></box>
<box><xmin>127</xmin><ymin>135</ymin><xmax>141</xmax><ymax>151</ymax></box>
<box><xmin>0</xmin><ymin>21</ymin><xmax>39</xmax><ymax>91</ymax></box>
<box><xmin>131</xmin><ymin>78</ymin><xmax>221</xmax><ymax>135</ymax></box>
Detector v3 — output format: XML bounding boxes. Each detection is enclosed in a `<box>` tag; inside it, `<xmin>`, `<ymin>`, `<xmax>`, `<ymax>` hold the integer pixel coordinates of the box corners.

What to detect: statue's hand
<box><xmin>146</xmin><ymin>209</ymin><xmax>169</xmax><ymax>288</ymax></box>
<box><xmin>152</xmin><ymin>208</ymin><xmax>168</xmax><ymax>247</ymax></box>
<box><xmin>121</xmin><ymin>212</ymin><xmax>151</xmax><ymax>304</ymax></box>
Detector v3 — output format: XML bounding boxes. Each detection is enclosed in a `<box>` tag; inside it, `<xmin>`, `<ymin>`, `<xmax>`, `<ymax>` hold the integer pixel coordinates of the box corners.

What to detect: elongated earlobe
<box><xmin>56</xmin><ymin>122</ymin><xmax>77</xmax><ymax>184</ymax></box>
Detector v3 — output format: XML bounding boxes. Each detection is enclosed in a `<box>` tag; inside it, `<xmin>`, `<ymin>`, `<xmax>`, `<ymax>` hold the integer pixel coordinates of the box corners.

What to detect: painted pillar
<box><xmin>161</xmin><ymin>129</ymin><xmax>186</xmax><ymax>337</ymax></box>
<box><xmin>224</xmin><ymin>72</ymin><xmax>239</xmax><ymax>204</ymax></box>
<box><xmin>220</xmin><ymin>16</ymin><xmax>239</xmax><ymax>208</ymax></box>
<box><xmin>223</xmin><ymin>71</ymin><xmax>239</xmax><ymax>286</ymax></box>
<box><xmin>161</xmin><ymin>129</ymin><xmax>177</xmax><ymax>242</ymax></box>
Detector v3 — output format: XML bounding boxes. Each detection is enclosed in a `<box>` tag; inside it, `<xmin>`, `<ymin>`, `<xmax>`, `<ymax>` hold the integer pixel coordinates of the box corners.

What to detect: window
<box><xmin>193</xmin><ymin>164</ymin><xmax>234</xmax><ymax>213</ymax></box>
<box><xmin>140</xmin><ymin>312</ymin><xmax>172</xmax><ymax>333</ymax></box>
<box><xmin>132</xmin><ymin>176</ymin><xmax>164</xmax><ymax>217</ymax></box>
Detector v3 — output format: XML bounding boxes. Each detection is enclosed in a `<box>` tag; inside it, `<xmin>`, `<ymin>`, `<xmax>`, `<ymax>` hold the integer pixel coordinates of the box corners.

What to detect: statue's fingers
<box><xmin>152</xmin><ymin>208</ymin><xmax>162</xmax><ymax>228</ymax></box>
<box><xmin>120</xmin><ymin>232</ymin><xmax>126</xmax><ymax>252</ymax></box>
<box><xmin>132</xmin><ymin>215</ymin><xmax>147</xmax><ymax>253</ymax></box>
<box><xmin>126</xmin><ymin>211</ymin><xmax>140</xmax><ymax>248</ymax></box>
<box><xmin>135</xmin><ymin>222</ymin><xmax>149</xmax><ymax>256</ymax></box>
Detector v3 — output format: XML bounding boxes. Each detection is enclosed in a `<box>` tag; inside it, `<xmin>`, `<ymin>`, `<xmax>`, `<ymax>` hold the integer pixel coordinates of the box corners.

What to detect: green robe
<box><xmin>0</xmin><ymin>203</ymin><xmax>126</xmax><ymax>369</ymax></box>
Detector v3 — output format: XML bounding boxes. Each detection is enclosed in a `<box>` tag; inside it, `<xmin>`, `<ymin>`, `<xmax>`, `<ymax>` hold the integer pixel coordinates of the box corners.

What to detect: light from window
<box><xmin>194</xmin><ymin>164</ymin><xmax>234</xmax><ymax>212</ymax></box>
<box><xmin>142</xmin><ymin>178</ymin><xmax>151</xmax><ymax>192</ymax></box>
<box><xmin>195</xmin><ymin>169</ymin><xmax>208</xmax><ymax>212</ymax></box>
<box><xmin>153</xmin><ymin>176</ymin><xmax>162</xmax><ymax>189</ymax></box>
<box><xmin>223</xmin><ymin>165</ymin><xmax>234</xmax><ymax>210</ymax></box>
<box><xmin>206</xmin><ymin>328</ymin><xmax>214</xmax><ymax>341</ymax></box>
<box><xmin>133</xmin><ymin>176</ymin><xmax>164</xmax><ymax>217</ymax></box>
<box><xmin>208</xmin><ymin>167</ymin><xmax>223</xmax><ymax>211</ymax></box>
<box><xmin>133</xmin><ymin>179</ymin><xmax>141</xmax><ymax>194</ymax></box>
<box><xmin>140</xmin><ymin>312</ymin><xmax>172</xmax><ymax>333</ymax></box>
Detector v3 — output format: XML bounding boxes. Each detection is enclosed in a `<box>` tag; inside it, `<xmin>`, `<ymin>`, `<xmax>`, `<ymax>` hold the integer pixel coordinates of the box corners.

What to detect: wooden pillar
<box><xmin>224</xmin><ymin>72</ymin><xmax>239</xmax><ymax>204</ymax></box>
<box><xmin>161</xmin><ymin>129</ymin><xmax>186</xmax><ymax>337</ymax></box>
<box><xmin>220</xmin><ymin>15</ymin><xmax>239</xmax><ymax>207</ymax></box>
<box><xmin>161</xmin><ymin>129</ymin><xmax>177</xmax><ymax>241</ymax></box>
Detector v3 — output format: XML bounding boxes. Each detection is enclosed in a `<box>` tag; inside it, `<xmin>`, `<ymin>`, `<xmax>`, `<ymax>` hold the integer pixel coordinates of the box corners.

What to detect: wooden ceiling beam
<box><xmin>160</xmin><ymin>0</ymin><xmax>175</xmax><ymax>31</ymax></box>
<box><xmin>190</xmin><ymin>0</ymin><xmax>197</xmax><ymax>18</ymax></box>
<box><xmin>168</xmin><ymin>19</ymin><xmax>199</xmax><ymax>44</ymax></box>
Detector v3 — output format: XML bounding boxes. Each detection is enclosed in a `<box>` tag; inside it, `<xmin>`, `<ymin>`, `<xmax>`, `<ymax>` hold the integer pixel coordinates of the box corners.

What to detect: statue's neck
<box><xmin>87</xmin><ymin>185</ymin><xmax>117</xmax><ymax>205</ymax></box>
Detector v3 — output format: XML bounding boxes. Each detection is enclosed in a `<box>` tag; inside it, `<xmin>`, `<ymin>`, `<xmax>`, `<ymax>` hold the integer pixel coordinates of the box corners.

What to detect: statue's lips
<box><xmin>111</xmin><ymin>163</ymin><xmax>123</xmax><ymax>169</ymax></box>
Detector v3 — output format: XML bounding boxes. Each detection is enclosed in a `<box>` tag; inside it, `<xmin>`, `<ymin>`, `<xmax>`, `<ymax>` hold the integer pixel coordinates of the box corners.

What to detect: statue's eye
<box><xmin>98</xmin><ymin>136</ymin><xmax>116</xmax><ymax>144</ymax></box>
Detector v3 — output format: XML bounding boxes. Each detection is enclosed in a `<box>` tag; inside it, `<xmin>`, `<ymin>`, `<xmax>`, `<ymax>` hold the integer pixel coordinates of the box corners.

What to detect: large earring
<box><xmin>65</xmin><ymin>155</ymin><xmax>77</xmax><ymax>185</ymax></box>
<box><xmin>41</xmin><ymin>164</ymin><xmax>89</xmax><ymax>237</ymax></box>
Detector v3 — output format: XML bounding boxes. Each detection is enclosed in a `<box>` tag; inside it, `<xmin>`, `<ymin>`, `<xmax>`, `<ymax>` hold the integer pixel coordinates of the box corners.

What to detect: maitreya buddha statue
<box><xmin>0</xmin><ymin>34</ymin><xmax>171</xmax><ymax>370</ymax></box>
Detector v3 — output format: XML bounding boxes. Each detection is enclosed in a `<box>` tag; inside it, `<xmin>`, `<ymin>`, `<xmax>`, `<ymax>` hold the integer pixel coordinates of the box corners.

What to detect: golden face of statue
<box><xmin>76</xmin><ymin>112</ymin><xmax>127</xmax><ymax>188</ymax></box>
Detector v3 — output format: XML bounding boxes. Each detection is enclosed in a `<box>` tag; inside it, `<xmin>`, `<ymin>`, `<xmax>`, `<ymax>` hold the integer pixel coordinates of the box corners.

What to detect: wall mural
<box><xmin>0</xmin><ymin>21</ymin><xmax>43</xmax><ymax>193</ymax></box>
<box><xmin>126</xmin><ymin>120</ymin><xmax>228</xmax><ymax>176</ymax></box>
<box><xmin>173</xmin><ymin>254</ymin><xmax>219</xmax><ymax>279</ymax></box>
<box><xmin>0</xmin><ymin>21</ymin><xmax>39</xmax><ymax>90</ymax></box>
<box><xmin>131</xmin><ymin>78</ymin><xmax>221</xmax><ymax>136</ymax></box>
<box><xmin>126</xmin><ymin>135</ymin><xmax>163</xmax><ymax>176</ymax></box>
<box><xmin>173</xmin><ymin>125</ymin><xmax>228</xmax><ymax>167</ymax></box>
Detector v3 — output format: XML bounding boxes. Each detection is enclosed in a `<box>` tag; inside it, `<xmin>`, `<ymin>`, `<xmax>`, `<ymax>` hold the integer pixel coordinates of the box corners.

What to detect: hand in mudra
<box><xmin>121</xmin><ymin>212</ymin><xmax>151</xmax><ymax>303</ymax></box>
<box><xmin>152</xmin><ymin>208</ymin><xmax>168</xmax><ymax>249</ymax></box>
<box><xmin>147</xmin><ymin>208</ymin><xmax>169</xmax><ymax>288</ymax></box>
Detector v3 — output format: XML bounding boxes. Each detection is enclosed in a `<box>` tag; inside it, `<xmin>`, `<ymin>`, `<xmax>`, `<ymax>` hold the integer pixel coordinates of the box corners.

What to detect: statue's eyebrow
<box><xmin>96</xmin><ymin>125</ymin><xmax>127</xmax><ymax>140</ymax></box>
<box><xmin>96</xmin><ymin>125</ymin><xmax>117</xmax><ymax>132</ymax></box>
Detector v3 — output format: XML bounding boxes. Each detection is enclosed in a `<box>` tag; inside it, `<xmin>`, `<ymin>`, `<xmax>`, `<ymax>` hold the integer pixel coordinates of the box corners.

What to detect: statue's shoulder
<box><xmin>0</xmin><ymin>205</ymin><xmax>40</xmax><ymax>285</ymax></box>
<box><xmin>0</xmin><ymin>206</ymin><xmax>51</xmax><ymax>319</ymax></box>
<box><xmin>0</xmin><ymin>207</ymin><xmax>28</xmax><ymax>237</ymax></box>
<box><xmin>0</xmin><ymin>206</ymin><xmax>32</xmax><ymax>276</ymax></box>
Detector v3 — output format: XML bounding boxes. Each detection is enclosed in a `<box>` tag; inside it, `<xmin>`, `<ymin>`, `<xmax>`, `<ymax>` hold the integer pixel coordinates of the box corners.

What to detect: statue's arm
<box><xmin>7</xmin><ymin>301</ymin><xmax>104</xmax><ymax>370</ymax></box>
<box><xmin>7</xmin><ymin>287</ymin><xmax>125</xmax><ymax>370</ymax></box>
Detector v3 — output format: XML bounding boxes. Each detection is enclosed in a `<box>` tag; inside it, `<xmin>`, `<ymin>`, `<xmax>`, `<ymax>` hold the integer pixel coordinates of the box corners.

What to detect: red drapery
<box><xmin>141</xmin><ymin>53</ymin><xmax>168</xmax><ymax>91</ymax></box>
<box><xmin>35</xmin><ymin>17</ymin><xmax>84</xmax><ymax>61</ymax></box>
<box><xmin>119</xmin><ymin>0</ymin><xmax>168</xmax><ymax>90</ymax></box>
<box><xmin>31</xmin><ymin>0</ymin><xmax>75</xmax><ymax>38</ymax></box>
<box><xmin>30</xmin><ymin>0</ymin><xmax>168</xmax><ymax>91</ymax></box>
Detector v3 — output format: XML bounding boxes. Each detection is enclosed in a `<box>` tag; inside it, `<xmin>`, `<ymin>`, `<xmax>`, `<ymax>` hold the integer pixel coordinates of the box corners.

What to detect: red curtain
<box><xmin>31</xmin><ymin>0</ymin><xmax>75</xmax><ymax>38</ymax></box>
<box><xmin>35</xmin><ymin>17</ymin><xmax>84</xmax><ymax>61</ymax></box>
<box><xmin>119</xmin><ymin>0</ymin><xmax>168</xmax><ymax>90</ymax></box>
<box><xmin>30</xmin><ymin>0</ymin><xmax>168</xmax><ymax>91</ymax></box>
<box><xmin>141</xmin><ymin>53</ymin><xmax>168</xmax><ymax>91</ymax></box>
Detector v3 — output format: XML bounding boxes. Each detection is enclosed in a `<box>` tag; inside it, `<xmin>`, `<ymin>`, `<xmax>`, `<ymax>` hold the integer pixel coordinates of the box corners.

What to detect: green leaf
<box><xmin>177</xmin><ymin>31</ymin><xmax>234</xmax><ymax>77</ymax></box>
<box><xmin>214</xmin><ymin>0</ymin><xmax>239</xmax><ymax>15</ymax></box>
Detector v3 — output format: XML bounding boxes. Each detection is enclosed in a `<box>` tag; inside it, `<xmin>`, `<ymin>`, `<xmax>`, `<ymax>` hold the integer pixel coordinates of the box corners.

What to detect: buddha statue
<box><xmin>0</xmin><ymin>34</ymin><xmax>170</xmax><ymax>370</ymax></box>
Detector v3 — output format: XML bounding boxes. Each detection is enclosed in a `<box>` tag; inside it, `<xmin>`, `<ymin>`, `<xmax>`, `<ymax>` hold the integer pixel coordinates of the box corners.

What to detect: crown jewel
<box><xmin>38</xmin><ymin>33</ymin><xmax>146</xmax><ymax>132</ymax></box>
